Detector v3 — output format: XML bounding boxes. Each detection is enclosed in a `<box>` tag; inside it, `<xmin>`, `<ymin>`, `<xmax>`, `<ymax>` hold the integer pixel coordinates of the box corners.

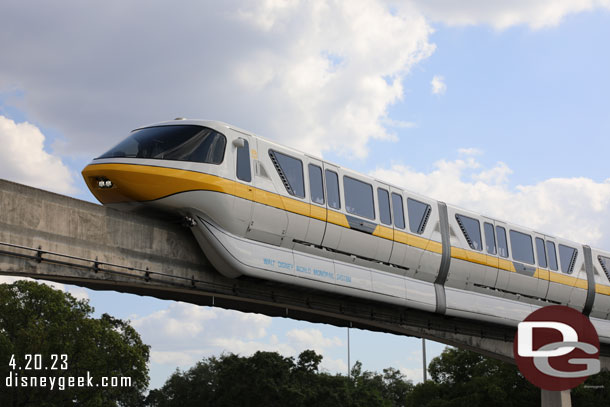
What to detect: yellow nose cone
<box><xmin>82</xmin><ymin>162</ymin><xmax>230</xmax><ymax>205</ymax></box>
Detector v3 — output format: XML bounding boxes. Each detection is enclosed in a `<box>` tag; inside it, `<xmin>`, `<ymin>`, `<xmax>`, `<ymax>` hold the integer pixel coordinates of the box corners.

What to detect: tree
<box><xmin>408</xmin><ymin>347</ymin><xmax>538</xmax><ymax>407</ymax></box>
<box><xmin>147</xmin><ymin>350</ymin><xmax>414</xmax><ymax>407</ymax></box>
<box><xmin>0</xmin><ymin>280</ymin><xmax>150</xmax><ymax>406</ymax></box>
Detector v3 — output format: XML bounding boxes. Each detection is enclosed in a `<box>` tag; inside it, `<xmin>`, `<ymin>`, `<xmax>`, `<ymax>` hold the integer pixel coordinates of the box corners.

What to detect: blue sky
<box><xmin>2</xmin><ymin>0</ymin><xmax>610</xmax><ymax>390</ymax></box>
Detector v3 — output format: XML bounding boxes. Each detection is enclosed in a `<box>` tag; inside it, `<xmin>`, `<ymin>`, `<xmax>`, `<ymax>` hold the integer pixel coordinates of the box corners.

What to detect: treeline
<box><xmin>146</xmin><ymin>347</ymin><xmax>610</xmax><ymax>407</ymax></box>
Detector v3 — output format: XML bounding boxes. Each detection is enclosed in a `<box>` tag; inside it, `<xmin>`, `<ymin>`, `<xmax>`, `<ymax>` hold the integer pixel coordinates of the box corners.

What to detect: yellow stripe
<box><xmin>373</xmin><ymin>225</ymin><xmax>394</xmax><ymax>240</ymax></box>
<box><xmin>596</xmin><ymin>284</ymin><xmax>610</xmax><ymax>296</ymax></box>
<box><xmin>310</xmin><ymin>205</ymin><xmax>326</xmax><ymax>222</ymax></box>
<box><xmin>83</xmin><ymin>163</ymin><xmax>610</xmax><ymax>297</ymax></box>
<box><xmin>327</xmin><ymin>210</ymin><xmax>349</xmax><ymax>228</ymax></box>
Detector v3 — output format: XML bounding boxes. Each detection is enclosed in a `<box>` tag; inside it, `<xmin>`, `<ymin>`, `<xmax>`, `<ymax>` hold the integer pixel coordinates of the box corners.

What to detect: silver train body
<box><xmin>82</xmin><ymin>119</ymin><xmax>610</xmax><ymax>343</ymax></box>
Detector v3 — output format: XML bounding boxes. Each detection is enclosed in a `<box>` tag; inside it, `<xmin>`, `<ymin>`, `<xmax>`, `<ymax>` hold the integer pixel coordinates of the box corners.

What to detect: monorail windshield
<box><xmin>97</xmin><ymin>125</ymin><xmax>226</xmax><ymax>164</ymax></box>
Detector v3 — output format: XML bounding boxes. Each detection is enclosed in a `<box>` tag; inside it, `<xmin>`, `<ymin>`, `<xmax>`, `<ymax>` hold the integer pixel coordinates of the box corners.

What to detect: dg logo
<box><xmin>514</xmin><ymin>305</ymin><xmax>600</xmax><ymax>391</ymax></box>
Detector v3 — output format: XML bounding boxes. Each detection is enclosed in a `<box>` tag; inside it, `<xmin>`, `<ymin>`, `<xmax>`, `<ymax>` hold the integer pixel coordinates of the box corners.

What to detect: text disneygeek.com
<box><xmin>4</xmin><ymin>354</ymin><xmax>132</xmax><ymax>391</ymax></box>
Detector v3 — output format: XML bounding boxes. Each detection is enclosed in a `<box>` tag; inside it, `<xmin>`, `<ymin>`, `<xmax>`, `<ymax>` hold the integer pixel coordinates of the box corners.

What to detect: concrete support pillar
<box><xmin>541</xmin><ymin>389</ymin><xmax>571</xmax><ymax>407</ymax></box>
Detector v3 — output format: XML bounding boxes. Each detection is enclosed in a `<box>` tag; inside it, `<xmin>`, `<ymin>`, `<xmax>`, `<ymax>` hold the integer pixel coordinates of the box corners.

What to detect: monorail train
<box><xmin>82</xmin><ymin>119</ymin><xmax>610</xmax><ymax>343</ymax></box>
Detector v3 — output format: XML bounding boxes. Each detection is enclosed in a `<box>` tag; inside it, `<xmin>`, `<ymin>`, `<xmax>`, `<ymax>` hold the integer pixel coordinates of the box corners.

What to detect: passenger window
<box><xmin>236</xmin><ymin>139</ymin><xmax>251</xmax><ymax>182</ymax></box>
<box><xmin>509</xmin><ymin>230</ymin><xmax>535</xmax><ymax>265</ymax></box>
<box><xmin>558</xmin><ymin>244</ymin><xmax>578</xmax><ymax>274</ymax></box>
<box><xmin>377</xmin><ymin>188</ymin><xmax>391</xmax><ymax>225</ymax></box>
<box><xmin>269</xmin><ymin>150</ymin><xmax>305</xmax><ymax>198</ymax></box>
<box><xmin>308</xmin><ymin>164</ymin><xmax>324</xmax><ymax>205</ymax></box>
<box><xmin>484</xmin><ymin>222</ymin><xmax>496</xmax><ymax>255</ymax></box>
<box><xmin>496</xmin><ymin>226</ymin><xmax>508</xmax><ymax>258</ymax></box>
<box><xmin>408</xmin><ymin>199</ymin><xmax>432</xmax><ymax>235</ymax></box>
<box><xmin>598</xmin><ymin>256</ymin><xmax>610</xmax><ymax>280</ymax></box>
<box><xmin>392</xmin><ymin>193</ymin><xmax>405</xmax><ymax>229</ymax></box>
<box><xmin>535</xmin><ymin>238</ymin><xmax>547</xmax><ymax>268</ymax></box>
<box><xmin>325</xmin><ymin>170</ymin><xmax>340</xmax><ymax>209</ymax></box>
<box><xmin>344</xmin><ymin>176</ymin><xmax>374</xmax><ymax>220</ymax></box>
<box><xmin>546</xmin><ymin>241</ymin><xmax>558</xmax><ymax>271</ymax></box>
<box><xmin>456</xmin><ymin>214</ymin><xmax>482</xmax><ymax>251</ymax></box>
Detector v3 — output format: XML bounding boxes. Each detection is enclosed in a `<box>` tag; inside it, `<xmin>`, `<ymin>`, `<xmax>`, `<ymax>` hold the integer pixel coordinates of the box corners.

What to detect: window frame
<box><xmin>558</xmin><ymin>244</ymin><xmax>578</xmax><ymax>275</ymax></box>
<box><xmin>484</xmin><ymin>222</ymin><xmax>497</xmax><ymax>255</ymax></box>
<box><xmin>496</xmin><ymin>225</ymin><xmax>509</xmax><ymax>258</ymax></box>
<box><xmin>408</xmin><ymin>198</ymin><xmax>432</xmax><ymax>235</ymax></box>
<box><xmin>325</xmin><ymin>169</ymin><xmax>341</xmax><ymax>210</ymax></box>
<box><xmin>546</xmin><ymin>240</ymin><xmax>558</xmax><ymax>271</ymax></box>
<box><xmin>308</xmin><ymin>163</ymin><xmax>325</xmax><ymax>205</ymax></box>
<box><xmin>377</xmin><ymin>188</ymin><xmax>392</xmax><ymax>226</ymax></box>
<box><xmin>535</xmin><ymin>237</ymin><xmax>547</xmax><ymax>268</ymax></box>
<box><xmin>509</xmin><ymin>229</ymin><xmax>535</xmax><ymax>265</ymax></box>
<box><xmin>455</xmin><ymin>214</ymin><xmax>483</xmax><ymax>251</ymax></box>
<box><xmin>269</xmin><ymin>149</ymin><xmax>306</xmax><ymax>199</ymax></box>
<box><xmin>343</xmin><ymin>175</ymin><xmax>375</xmax><ymax>220</ymax></box>
<box><xmin>391</xmin><ymin>192</ymin><xmax>405</xmax><ymax>230</ymax></box>
<box><xmin>236</xmin><ymin>138</ymin><xmax>252</xmax><ymax>182</ymax></box>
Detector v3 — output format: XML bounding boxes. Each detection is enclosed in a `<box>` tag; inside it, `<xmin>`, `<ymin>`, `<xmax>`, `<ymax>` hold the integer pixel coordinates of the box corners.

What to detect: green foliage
<box><xmin>571</xmin><ymin>370</ymin><xmax>610</xmax><ymax>406</ymax></box>
<box><xmin>0</xmin><ymin>280</ymin><xmax>150</xmax><ymax>406</ymax></box>
<box><xmin>409</xmin><ymin>347</ymin><xmax>538</xmax><ymax>407</ymax></box>
<box><xmin>146</xmin><ymin>350</ymin><xmax>413</xmax><ymax>407</ymax></box>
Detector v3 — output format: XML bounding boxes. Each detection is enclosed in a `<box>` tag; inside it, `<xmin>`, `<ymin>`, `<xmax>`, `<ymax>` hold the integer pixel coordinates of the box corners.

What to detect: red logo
<box><xmin>513</xmin><ymin>305</ymin><xmax>600</xmax><ymax>391</ymax></box>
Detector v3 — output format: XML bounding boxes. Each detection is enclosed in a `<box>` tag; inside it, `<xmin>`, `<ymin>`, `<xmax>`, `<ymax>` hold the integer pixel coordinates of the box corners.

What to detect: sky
<box><xmin>1</xmin><ymin>0</ymin><xmax>610</xmax><ymax>390</ymax></box>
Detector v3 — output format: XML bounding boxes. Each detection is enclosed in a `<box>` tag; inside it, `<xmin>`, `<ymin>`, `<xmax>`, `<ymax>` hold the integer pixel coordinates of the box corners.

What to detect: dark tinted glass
<box><xmin>558</xmin><ymin>244</ymin><xmax>578</xmax><ymax>274</ymax></box>
<box><xmin>496</xmin><ymin>226</ymin><xmax>508</xmax><ymax>258</ymax></box>
<box><xmin>408</xmin><ymin>198</ymin><xmax>431</xmax><ymax>235</ymax></box>
<box><xmin>546</xmin><ymin>241</ymin><xmax>558</xmax><ymax>271</ymax></box>
<box><xmin>377</xmin><ymin>188</ymin><xmax>391</xmax><ymax>225</ymax></box>
<box><xmin>392</xmin><ymin>193</ymin><xmax>405</xmax><ymax>229</ymax></box>
<box><xmin>98</xmin><ymin>125</ymin><xmax>226</xmax><ymax>164</ymax></box>
<box><xmin>269</xmin><ymin>150</ymin><xmax>305</xmax><ymax>198</ymax></box>
<box><xmin>510</xmin><ymin>230</ymin><xmax>534</xmax><ymax>264</ymax></box>
<box><xmin>484</xmin><ymin>222</ymin><xmax>496</xmax><ymax>255</ymax></box>
<box><xmin>599</xmin><ymin>256</ymin><xmax>610</xmax><ymax>280</ymax></box>
<box><xmin>325</xmin><ymin>170</ymin><xmax>340</xmax><ymax>209</ymax></box>
<box><xmin>456</xmin><ymin>214</ymin><xmax>482</xmax><ymax>251</ymax></box>
<box><xmin>535</xmin><ymin>237</ymin><xmax>547</xmax><ymax>268</ymax></box>
<box><xmin>236</xmin><ymin>139</ymin><xmax>251</xmax><ymax>182</ymax></box>
<box><xmin>308</xmin><ymin>164</ymin><xmax>324</xmax><ymax>205</ymax></box>
<box><xmin>344</xmin><ymin>176</ymin><xmax>374</xmax><ymax>219</ymax></box>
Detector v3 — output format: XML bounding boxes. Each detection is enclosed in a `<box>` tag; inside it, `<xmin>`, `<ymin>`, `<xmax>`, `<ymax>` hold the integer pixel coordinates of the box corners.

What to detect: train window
<box><xmin>98</xmin><ymin>125</ymin><xmax>226</xmax><ymax>164</ymax></box>
<box><xmin>456</xmin><ymin>214</ymin><xmax>482</xmax><ymax>251</ymax></box>
<box><xmin>558</xmin><ymin>244</ymin><xmax>578</xmax><ymax>274</ymax></box>
<box><xmin>344</xmin><ymin>176</ymin><xmax>375</xmax><ymax>220</ymax></box>
<box><xmin>236</xmin><ymin>139</ymin><xmax>251</xmax><ymax>182</ymax></box>
<box><xmin>496</xmin><ymin>226</ymin><xmax>508</xmax><ymax>258</ymax></box>
<box><xmin>269</xmin><ymin>150</ymin><xmax>305</xmax><ymax>198</ymax></box>
<box><xmin>484</xmin><ymin>222</ymin><xmax>496</xmax><ymax>255</ymax></box>
<box><xmin>535</xmin><ymin>237</ymin><xmax>547</xmax><ymax>268</ymax></box>
<box><xmin>325</xmin><ymin>170</ymin><xmax>340</xmax><ymax>209</ymax></box>
<box><xmin>408</xmin><ymin>199</ymin><xmax>432</xmax><ymax>235</ymax></box>
<box><xmin>546</xmin><ymin>241</ymin><xmax>558</xmax><ymax>271</ymax></box>
<box><xmin>308</xmin><ymin>164</ymin><xmax>324</xmax><ymax>205</ymax></box>
<box><xmin>598</xmin><ymin>256</ymin><xmax>610</xmax><ymax>280</ymax></box>
<box><xmin>509</xmin><ymin>230</ymin><xmax>535</xmax><ymax>264</ymax></box>
<box><xmin>392</xmin><ymin>193</ymin><xmax>405</xmax><ymax>229</ymax></box>
<box><xmin>378</xmin><ymin>188</ymin><xmax>392</xmax><ymax>225</ymax></box>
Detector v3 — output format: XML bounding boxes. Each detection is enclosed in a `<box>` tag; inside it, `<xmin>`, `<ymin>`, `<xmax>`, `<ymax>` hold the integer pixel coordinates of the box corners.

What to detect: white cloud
<box><xmin>400</xmin><ymin>366</ymin><xmax>424</xmax><ymax>383</ymax></box>
<box><xmin>0</xmin><ymin>1</ymin><xmax>434</xmax><ymax>160</ymax></box>
<box><xmin>129</xmin><ymin>300</ymin><xmax>350</xmax><ymax>378</ymax></box>
<box><xmin>407</xmin><ymin>0</ymin><xmax>610</xmax><ymax>30</ymax></box>
<box><xmin>286</xmin><ymin>328</ymin><xmax>343</xmax><ymax>351</ymax></box>
<box><xmin>370</xmin><ymin>153</ymin><xmax>610</xmax><ymax>248</ymax></box>
<box><xmin>0</xmin><ymin>116</ymin><xmax>76</xmax><ymax>194</ymax></box>
<box><xmin>430</xmin><ymin>75</ymin><xmax>446</xmax><ymax>95</ymax></box>
<box><xmin>458</xmin><ymin>147</ymin><xmax>483</xmax><ymax>156</ymax></box>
